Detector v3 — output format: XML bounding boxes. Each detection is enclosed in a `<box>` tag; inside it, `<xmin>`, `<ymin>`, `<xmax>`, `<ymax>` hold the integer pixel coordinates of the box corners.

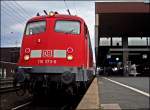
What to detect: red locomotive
<box><xmin>15</xmin><ymin>11</ymin><xmax>94</xmax><ymax>95</ymax></box>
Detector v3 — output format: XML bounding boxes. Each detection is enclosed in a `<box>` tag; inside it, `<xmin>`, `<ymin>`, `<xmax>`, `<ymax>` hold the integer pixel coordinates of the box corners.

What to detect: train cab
<box><xmin>16</xmin><ymin>12</ymin><xmax>94</xmax><ymax>94</ymax></box>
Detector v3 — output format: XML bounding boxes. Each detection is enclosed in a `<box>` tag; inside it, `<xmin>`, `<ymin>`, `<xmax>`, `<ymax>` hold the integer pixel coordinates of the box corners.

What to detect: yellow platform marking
<box><xmin>76</xmin><ymin>78</ymin><xmax>100</xmax><ymax>110</ymax></box>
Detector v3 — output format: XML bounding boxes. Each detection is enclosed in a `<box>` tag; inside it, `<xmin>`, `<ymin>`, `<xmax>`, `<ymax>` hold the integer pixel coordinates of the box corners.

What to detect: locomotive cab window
<box><xmin>55</xmin><ymin>20</ymin><xmax>80</xmax><ymax>34</ymax></box>
<box><xmin>25</xmin><ymin>21</ymin><xmax>46</xmax><ymax>35</ymax></box>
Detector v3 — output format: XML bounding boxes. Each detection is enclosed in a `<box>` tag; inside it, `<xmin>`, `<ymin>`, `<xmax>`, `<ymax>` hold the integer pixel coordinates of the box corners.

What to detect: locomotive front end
<box><xmin>16</xmin><ymin>13</ymin><xmax>94</xmax><ymax>95</ymax></box>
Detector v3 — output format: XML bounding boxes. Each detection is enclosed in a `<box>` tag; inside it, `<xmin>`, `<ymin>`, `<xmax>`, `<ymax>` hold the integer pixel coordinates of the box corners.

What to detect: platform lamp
<box><xmin>142</xmin><ymin>54</ymin><xmax>147</xmax><ymax>59</ymax></box>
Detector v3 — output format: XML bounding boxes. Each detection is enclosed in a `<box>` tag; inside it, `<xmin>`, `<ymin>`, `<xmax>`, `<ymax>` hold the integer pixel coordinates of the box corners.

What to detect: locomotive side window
<box><xmin>25</xmin><ymin>21</ymin><xmax>46</xmax><ymax>35</ymax></box>
<box><xmin>55</xmin><ymin>20</ymin><xmax>80</xmax><ymax>34</ymax></box>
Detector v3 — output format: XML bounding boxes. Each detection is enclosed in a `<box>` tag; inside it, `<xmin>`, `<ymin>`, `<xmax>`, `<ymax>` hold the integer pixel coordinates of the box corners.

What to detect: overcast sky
<box><xmin>1</xmin><ymin>1</ymin><xmax>95</xmax><ymax>47</ymax></box>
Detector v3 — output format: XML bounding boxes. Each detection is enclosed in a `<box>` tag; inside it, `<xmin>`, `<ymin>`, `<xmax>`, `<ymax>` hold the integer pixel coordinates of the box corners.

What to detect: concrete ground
<box><xmin>98</xmin><ymin>77</ymin><xmax>150</xmax><ymax>110</ymax></box>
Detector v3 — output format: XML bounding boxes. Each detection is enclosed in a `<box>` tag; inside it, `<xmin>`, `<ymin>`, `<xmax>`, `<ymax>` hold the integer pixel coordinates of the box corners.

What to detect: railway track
<box><xmin>11</xmin><ymin>91</ymin><xmax>84</xmax><ymax>110</ymax></box>
<box><xmin>10</xmin><ymin>80</ymin><xmax>92</xmax><ymax>110</ymax></box>
<box><xmin>1</xmin><ymin>88</ymin><xmax>81</xmax><ymax>110</ymax></box>
<box><xmin>2</xmin><ymin>77</ymin><xmax>94</xmax><ymax>110</ymax></box>
<box><xmin>0</xmin><ymin>77</ymin><xmax>20</xmax><ymax>94</ymax></box>
<box><xmin>0</xmin><ymin>86</ymin><xmax>21</xmax><ymax>94</ymax></box>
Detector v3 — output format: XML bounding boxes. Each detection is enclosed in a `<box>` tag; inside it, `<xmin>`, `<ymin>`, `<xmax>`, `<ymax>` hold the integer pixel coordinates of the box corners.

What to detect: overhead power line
<box><xmin>13</xmin><ymin>1</ymin><xmax>31</xmax><ymax>18</ymax></box>
<box><xmin>1</xmin><ymin>2</ymin><xmax>26</xmax><ymax>25</ymax></box>
<box><xmin>73</xmin><ymin>1</ymin><xmax>78</xmax><ymax>15</ymax></box>
<box><xmin>1</xmin><ymin>8</ymin><xmax>25</xmax><ymax>26</ymax></box>
<box><xmin>3</xmin><ymin>1</ymin><xmax>27</xmax><ymax>21</ymax></box>
<box><xmin>64</xmin><ymin>0</ymin><xmax>71</xmax><ymax>15</ymax></box>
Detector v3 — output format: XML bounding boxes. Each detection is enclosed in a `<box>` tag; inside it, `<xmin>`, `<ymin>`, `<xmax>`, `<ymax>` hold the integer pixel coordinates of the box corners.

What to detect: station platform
<box><xmin>76</xmin><ymin>78</ymin><xmax>100</xmax><ymax>110</ymax></box>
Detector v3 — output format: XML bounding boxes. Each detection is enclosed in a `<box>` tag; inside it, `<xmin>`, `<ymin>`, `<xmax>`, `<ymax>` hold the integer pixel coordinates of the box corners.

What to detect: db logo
<box><xmin>42</xmin><ymin>50</ymin><xmax>52</xmax><ymax>57</ymax></box>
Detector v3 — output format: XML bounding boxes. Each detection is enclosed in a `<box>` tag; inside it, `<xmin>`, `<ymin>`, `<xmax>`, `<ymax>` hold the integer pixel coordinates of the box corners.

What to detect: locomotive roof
<box><xmin>28</xmin><ymin>14</ymin><xmax>85</xmax><ymax>22</ymax></box>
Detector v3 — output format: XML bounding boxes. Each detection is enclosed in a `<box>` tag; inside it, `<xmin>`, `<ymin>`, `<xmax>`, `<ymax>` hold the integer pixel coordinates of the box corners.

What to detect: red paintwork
<box><xmin>18</xmin><ymin>14</ymin><xmax>93</xmax><ymax>69</ymax></box>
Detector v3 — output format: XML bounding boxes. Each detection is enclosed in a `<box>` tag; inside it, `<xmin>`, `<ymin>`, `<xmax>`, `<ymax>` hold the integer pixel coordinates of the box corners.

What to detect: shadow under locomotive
<box><xmin>14</xmin><ymin>67</ymin><xmax>94</xmax><ymax>97</ymax></box>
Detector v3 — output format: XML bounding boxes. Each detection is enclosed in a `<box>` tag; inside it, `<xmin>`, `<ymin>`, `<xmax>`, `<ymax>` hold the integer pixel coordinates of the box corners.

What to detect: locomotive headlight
<box><xmin>49</xmin><ymin>12</ymin><xmax>55</xmax><ymax>16</ymax></box>
<box><xmin>67</xmin><ymin>55</ymin><xmax>73</xmax><ymax>61</ymax></box>
<box><xmin>24</xmin><ymin>55</ymin><xmax>30</xmax><ymax>61</ymax></box>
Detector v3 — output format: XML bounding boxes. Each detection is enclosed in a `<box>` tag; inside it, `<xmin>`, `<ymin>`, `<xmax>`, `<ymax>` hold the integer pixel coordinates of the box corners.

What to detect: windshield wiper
<box><xmin>65</xmin><ymin>29</ymin><xmax>75</xmax><ymax>34</ymax></box>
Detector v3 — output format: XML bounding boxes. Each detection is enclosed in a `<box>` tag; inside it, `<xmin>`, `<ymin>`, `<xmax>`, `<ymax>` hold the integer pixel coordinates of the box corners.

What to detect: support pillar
<box><xmin>110</xmin><ymin>37</ymin><xmax>112</xmax><ymax>46</ymax></box>
<box><xmin>122</xmin><ymin>37</ymin><xmax>129</xmax><ymax>76</ymax></box>
<box><xmin>95</xmin><ymin>14</ymin><xmax>99</xmax><ymax>69</ymax></box>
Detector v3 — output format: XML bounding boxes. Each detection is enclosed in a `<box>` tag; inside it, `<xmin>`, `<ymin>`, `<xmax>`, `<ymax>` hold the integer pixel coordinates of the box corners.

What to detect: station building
<box><xmin>0</xmin><ymin>47</ymin><xmax>20</xmax><ymax>63</ymax></box>
<box><xmin>0</xmin><ymin>47</ymin><xmax>20</xmax><ymax>78</ymax></box>
<box><xmin>95</xmin><ymin>0</ymin><xmax>150</xmax><ymax>72</ymax></box>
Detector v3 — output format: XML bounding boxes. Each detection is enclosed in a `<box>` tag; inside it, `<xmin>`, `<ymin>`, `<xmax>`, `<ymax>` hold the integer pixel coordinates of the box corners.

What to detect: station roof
<box><xmin>95</xmin><ymin>2</ymin><xmax>150</xmax><ymax>37</ymax></box>
<box><xmin>95</xmin><ymin>2</ymin><xmax>150</xmax><ymax>13</ymax></box>
<box><xmin>95</xmin><ymin>1</ymin><xmax>150</xmax><ymax>66</ymax></box>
